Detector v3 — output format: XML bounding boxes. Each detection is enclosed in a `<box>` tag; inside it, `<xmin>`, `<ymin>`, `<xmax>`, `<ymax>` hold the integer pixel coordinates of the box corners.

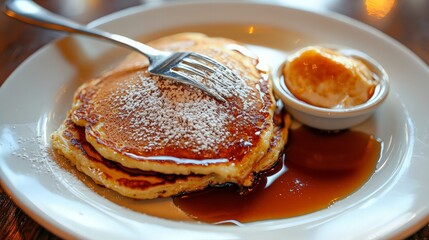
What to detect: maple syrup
<box><xmin>173</xmin><ymin>126</ymin><xmax>381</xmax><ymax>223</ymax></box>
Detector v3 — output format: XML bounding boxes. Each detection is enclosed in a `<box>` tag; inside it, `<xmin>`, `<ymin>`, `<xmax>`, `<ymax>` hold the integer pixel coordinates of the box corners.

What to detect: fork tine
<box><xmin>179</xmin><ymin>59</ymin><xmax>230</xmax><ymax>88</ymax></box>
<box><xmin>175</xmin><ymin>62</ymin><xmax>208</xmax><ymax>80</ymax></box>
<box><xmin>187</xmin><ymin>53</ymin><xmax>240</xmax><ymax>83</ymax></box>
<box><xmin>162</xmin><ymin>70</ymin><xmax>226</xmax><ymax>102</ymax></box>
<box><xmin>173</xmin><ymin>63</ymin><xmax>230</xmax><ymax>91</ymax></box>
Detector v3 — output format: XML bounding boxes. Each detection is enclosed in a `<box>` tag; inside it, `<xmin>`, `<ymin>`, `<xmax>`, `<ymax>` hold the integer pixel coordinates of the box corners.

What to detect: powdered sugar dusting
<box><xmin>107</xmin><ymin>70</ymin><xmax>255</xmax><ymax>154</ymax></box>
<box><xmin>81</xmin><ymin>39</ymin><xmax>271</xmax><ymax>157</ymax></box>
<box><xmin>3</xmin><ymin>124</ymin><xmax>97</xmax><ymax>200</ymax></box>
<box><xmin>13</xmin><ymin>135</ymin><xmax>51</xmax><ymax>173</ymax></box>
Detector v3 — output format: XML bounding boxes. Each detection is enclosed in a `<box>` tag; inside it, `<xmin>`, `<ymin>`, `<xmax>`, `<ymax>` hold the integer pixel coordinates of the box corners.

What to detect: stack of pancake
<box><xmin>51</xmin><ymin>33</ymin><xmax>290</xmax><ymax>199</ymax></box>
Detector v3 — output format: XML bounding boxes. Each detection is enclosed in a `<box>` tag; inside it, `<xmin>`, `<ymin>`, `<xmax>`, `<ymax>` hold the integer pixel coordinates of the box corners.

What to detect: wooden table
<box><xmin>1</xmin><ymin>0</ymin><xmax>428</xmax><ymax>239</ymax></box>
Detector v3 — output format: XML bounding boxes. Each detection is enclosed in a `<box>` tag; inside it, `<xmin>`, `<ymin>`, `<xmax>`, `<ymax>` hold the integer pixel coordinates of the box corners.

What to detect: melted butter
<box><xmin>284</xmin><ymin>46</ymin><xmax>378</xmax><ymax>108</ymax></box>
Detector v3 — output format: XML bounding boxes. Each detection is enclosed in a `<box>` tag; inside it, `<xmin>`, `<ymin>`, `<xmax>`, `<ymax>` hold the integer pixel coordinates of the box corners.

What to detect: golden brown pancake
<box><xmin>52</xmin><ymin>117</ymin><xmax>223</xmax><ymax>199</ymax></box>
<box><xmin>51</xmin><ymin>112</ymin><xmax>290</xmax><ymax>199</ymax></box>
<box><xmin>69</xmin><ymin>33</ymin><xmax>278</xmax><ymax>185</ymax></box>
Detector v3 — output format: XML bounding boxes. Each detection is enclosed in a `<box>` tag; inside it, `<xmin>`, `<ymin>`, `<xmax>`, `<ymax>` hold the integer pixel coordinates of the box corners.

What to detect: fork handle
<box><xmin>2</xmin><ymin>0</ymin><xmax>162</xmax><ymax>58</ymax></box>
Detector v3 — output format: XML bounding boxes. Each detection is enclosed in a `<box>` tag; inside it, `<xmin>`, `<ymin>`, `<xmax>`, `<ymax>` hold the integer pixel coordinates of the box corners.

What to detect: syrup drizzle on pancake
<box><xmin>107</xmin><ymin>70</ymin><xmax>254</xmax><ymax>154</ymax></box>
<box><xmin>95</xmin><ymin>40</ymin><xmax>270</xmax><ymax>159</ymax></box>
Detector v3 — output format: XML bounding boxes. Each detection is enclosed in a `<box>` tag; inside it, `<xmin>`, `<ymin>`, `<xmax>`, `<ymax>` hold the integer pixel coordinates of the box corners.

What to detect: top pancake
<box><xmin>70</xmin><ymin>33</ymin><xmax>276</xmax><ymax>184</ymax></box>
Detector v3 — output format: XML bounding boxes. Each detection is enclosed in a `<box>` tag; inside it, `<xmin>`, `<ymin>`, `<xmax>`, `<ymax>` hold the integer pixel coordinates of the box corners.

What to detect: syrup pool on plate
<box><xmin>173</xmin><ymin>126</ymin><xmax>381</xmax><ymax>223</ymax></box>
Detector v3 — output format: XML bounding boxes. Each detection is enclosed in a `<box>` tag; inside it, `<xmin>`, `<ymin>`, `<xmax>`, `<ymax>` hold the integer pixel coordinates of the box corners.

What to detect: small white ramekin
<box><xmin>273</xmin><ymin>47</ymin><xmax>390</xmax><ymax>130</ymax></box>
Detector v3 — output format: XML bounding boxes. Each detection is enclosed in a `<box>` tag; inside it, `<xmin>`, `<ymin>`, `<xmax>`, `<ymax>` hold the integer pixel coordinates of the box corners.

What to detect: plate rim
<box><xmin>1</xmin><ymin>1</ymin><xmax>428</xmax><ymax>239</ymax></box>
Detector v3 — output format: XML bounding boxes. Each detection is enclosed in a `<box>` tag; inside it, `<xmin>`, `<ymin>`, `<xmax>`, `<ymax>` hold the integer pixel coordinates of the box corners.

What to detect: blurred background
<box><xmin>0</xmin><ymin>0</ymin><xmax>428</xmax><ymax>239</ymax></box>
<box><xmin>0</xmin><ymin>0</ymin><xmax>428</xmax><ymax>83</ymax></box>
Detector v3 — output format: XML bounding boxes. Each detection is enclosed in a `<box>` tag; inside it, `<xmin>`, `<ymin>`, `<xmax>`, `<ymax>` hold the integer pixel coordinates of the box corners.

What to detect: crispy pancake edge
<box><xmin>51</xmin><ymin>113</ymin><xmax>289</xmax><ymax>199</ymax></box>
<box><xmin>51</xmin><ymin>118</ymin><xmax>225</xmax><ymax>199</ymax></box>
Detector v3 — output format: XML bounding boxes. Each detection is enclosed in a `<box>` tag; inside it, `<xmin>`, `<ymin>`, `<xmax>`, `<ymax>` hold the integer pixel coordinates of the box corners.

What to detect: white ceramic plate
<box><xmin>1</xmin><ymin>1</ymin><xmax>428</xmax><ymax>239</ymax></box>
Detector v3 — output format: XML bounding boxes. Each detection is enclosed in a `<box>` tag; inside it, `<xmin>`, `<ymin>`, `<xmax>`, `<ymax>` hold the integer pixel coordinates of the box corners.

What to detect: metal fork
<box><xmin>2</xmin><ymin>0</ymin><xmax>239</xmax><ymax>101</ymax></box>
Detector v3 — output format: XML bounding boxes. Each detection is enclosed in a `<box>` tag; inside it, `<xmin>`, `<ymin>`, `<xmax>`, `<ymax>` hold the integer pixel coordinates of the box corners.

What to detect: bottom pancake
<box><xmin>51</xmin><ymin>113</ymin><xmax>290</xmax><ymax>200</ymax></box>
